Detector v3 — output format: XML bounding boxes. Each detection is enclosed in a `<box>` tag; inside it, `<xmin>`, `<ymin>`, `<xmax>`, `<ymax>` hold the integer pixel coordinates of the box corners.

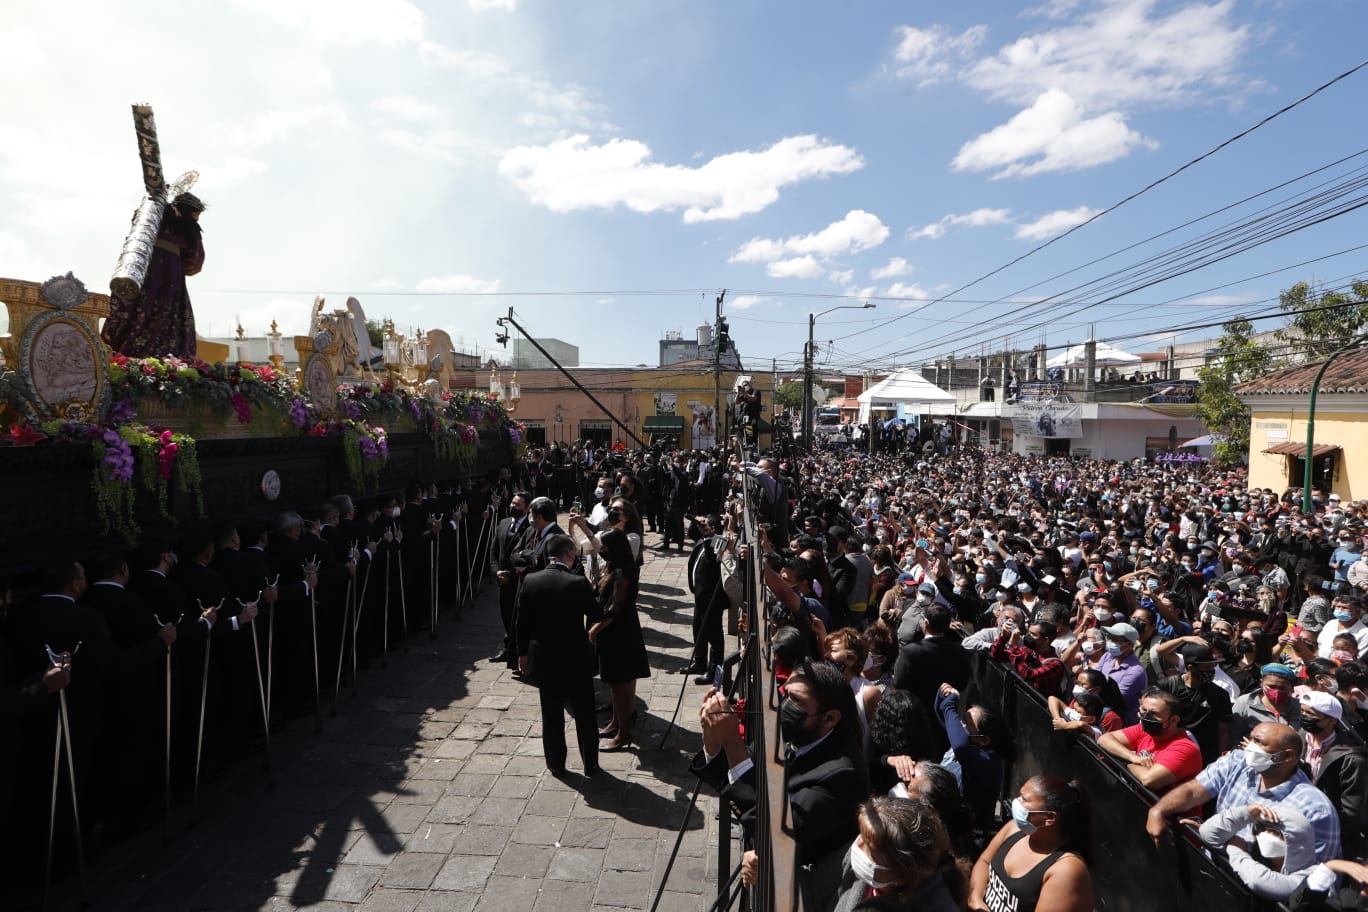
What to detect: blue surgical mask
<box><xmin>1105</xmin><ymin>641</ymin><xmax>1123</xmax><ymax>658</ymax></box>
<box><xmin>1336</xmin><ymin>611</ymin><xmax>1354</xmax><ymax>624</ymax></box>
<box><xmin>975</xmin><ymin>573</ymin><xmax>987</xmax><ymax>585</ymax></box>
<box><xmin>1011</xmin><ymin>797</ymin><xmax>1038</xmax><ymax>834</ymax></box>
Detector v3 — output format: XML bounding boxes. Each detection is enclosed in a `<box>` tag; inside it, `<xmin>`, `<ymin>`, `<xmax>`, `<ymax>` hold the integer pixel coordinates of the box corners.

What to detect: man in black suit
<box><xmin>516</xmin><ymin>534</ymin><xmax>600</xmax><ymax>778</ymax></box>
<box><xmin>490</xmin><ymin>490</ymin><xmax>530</xmax><ymax>665</ymax></box>
<box><xmin>512</xmin><ymin>496</ymin><xmax>566</xmax><ymax>574</ymax></box>
<box><xmin>693</xmin><ymin>659</ymin><xmax>867</xmax><ymax>910</ymax></box>
<box><xmin>893</xmin><ymin>601</ymin><xmax>971</xmax><ymax>732</ymax></box>
<box><xmin>685</xmin><ymin>514</ymin><xmax>729</xmax><ymax>681</ymax></box>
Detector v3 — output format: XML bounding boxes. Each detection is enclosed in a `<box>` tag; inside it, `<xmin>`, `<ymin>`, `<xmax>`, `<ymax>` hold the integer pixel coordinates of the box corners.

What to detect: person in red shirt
<box><xmin>1097</xmin><ymin>687</ymin><xmax>1203</xmax><ymax>793</ymax></box>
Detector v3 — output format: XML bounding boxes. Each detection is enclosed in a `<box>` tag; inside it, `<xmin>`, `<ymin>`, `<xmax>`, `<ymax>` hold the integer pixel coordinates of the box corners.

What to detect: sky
<box><xmin>3</xmin><ymin>0</ymin><xmax>1367</xmax><ymax>375</ymax></box>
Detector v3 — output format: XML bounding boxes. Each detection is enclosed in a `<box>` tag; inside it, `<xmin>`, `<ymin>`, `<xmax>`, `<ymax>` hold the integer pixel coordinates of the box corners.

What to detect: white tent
<box><xmin>1045</xmin><ymin>341</ymin><xmax>1142</xmax><ymax>369</ymax></box>
<box><xmin>856</xmin><ymin>369</ymin><xmax>956</xmax><ymax>424</ymax></box>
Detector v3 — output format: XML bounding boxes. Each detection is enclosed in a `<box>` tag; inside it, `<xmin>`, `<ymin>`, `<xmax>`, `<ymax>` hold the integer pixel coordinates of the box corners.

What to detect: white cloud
<box><xmin>952</xmin><ymin>88</ymin><xmax>1154</xmax><ymax>178</ymax></box>
<box><xmin>469</xmin><ymin>0</ymin><xmax>517</xmax><ymax>9</ymax></box>
<box><xmin>890</xmin><ymin>24</ymin><xmax>987</xmax><ymax>85</ymax></box>
<box><xmin>233</xmin><ymin>0</ymin><xmax>425</xmax><ymax>46</ymax></box>
<box><xmin>731</xmin><ymin>210</ymin><xmax>889</xmax><ymax>264</ymax></box>
<box><xmin>884</xmin><ymin>282</ymin><xmax>931</xmax><ymax>302</ymax></box>
<box><xmin>909</xmin><ymin>208</ymin><xmax>1012</xmax><ymax>240</ymax></box>
<box><xmin>225</xmin><ymin>105</ymin><xmax>349</xmax><ymax>147</ymax></box>
<box><xmin>828</xmin><ymin>270</ymin><xmax>854</xmax><ymax>285</ymax></box>
<box><xmin>1014</xmin><ymin>206</ymin><xmax>1102</xmax><ymax>240</ymax></box>
<box><xmin>729</xmin><ymin>295</ymin><xmax>762</xmax><ymax>310</ymax></box>
<box><xmin>871</xmin><ymin>257</ymin><xmax>913</xmax><ymax>280</ymax></box>
<box><xmin>416</xmin><ymin>274</ymin><xmax>503</xmax><ymax>294</ymax></box>
<box><xmin>500</xmin><ymin>134</ymin><xmax>863</xmax><ymax>223</ymax></box>
<box><xmin>767</xmin><ymin>256</ymin><xmax>825</xmax><ymax>280</ymax></box>
<box><xmin>369</xmin><ymin>277</ymin><xmax>405</xmax><ymax>291</ymax></box>
<box><xmin>965</xmin><ymin>0</ymin><xmax>1250</xmax><ymax>110</ymax></box>
<box><xmin>373</xmin><ymin>96</ymin><xmax>443</xmax><ymax>124</ymax></box>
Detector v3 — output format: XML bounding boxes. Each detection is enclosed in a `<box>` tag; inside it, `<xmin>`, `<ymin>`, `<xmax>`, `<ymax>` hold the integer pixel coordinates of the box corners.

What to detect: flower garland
<box><xmin>311</xmin><ymin>419</ymin><xmax>389</xmax><ymax>491</ymax></box>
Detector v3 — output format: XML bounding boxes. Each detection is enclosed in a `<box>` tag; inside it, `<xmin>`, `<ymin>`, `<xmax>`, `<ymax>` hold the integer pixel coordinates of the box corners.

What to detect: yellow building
<box><xmin>1236</xmin><ymin>348</ymin><xmax>1368</xmax><ymax>498</ymax></box>
<box><xmin>631</xmin><ymin>361</ymin><xmax>773</xmax><ymax>449</ymax></box>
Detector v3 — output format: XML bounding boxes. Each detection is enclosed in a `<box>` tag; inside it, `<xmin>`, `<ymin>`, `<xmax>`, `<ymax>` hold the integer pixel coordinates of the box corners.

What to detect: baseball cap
<box><xmin>1300</xmin><ymin>690</ymin><xmax>1343</xmax><ymax>721</ymax></box>
<box><xmin>1100</xmin><ymin>622</ymin><xmax>1140</xmax><ymax>642</ymax></box>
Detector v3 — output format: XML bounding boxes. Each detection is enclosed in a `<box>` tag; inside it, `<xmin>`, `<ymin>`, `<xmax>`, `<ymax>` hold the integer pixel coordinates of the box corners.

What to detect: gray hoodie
<box><xmin>1199</xmin><ymin>803</ymin><xmax>1317</xmax><ymax>900</ymax></box>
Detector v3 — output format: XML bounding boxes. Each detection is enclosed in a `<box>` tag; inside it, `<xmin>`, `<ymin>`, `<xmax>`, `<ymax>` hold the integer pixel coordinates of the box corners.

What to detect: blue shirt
<box><xmin>1196</xmin><ymin>751</ymin><xmax>1341</xmax><ymax>862</ymax></box>
<box><xmin>1331</xmin><ymin>546</ymin><xmax>1361</xmax><ymax>581</ymax></box>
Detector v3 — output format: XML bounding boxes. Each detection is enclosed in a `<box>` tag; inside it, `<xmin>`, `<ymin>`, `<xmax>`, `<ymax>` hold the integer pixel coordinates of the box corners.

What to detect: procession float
<box><xmin>0</xmin><ymin>105</ymin><xmax>519</xmax><ymax>575</ymax></box>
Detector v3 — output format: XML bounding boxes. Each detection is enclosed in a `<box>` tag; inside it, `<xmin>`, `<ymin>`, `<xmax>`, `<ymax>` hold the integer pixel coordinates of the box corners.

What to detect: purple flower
<box><xmin>342</xmin><ymin>400</ymin><xmax>361</xmax><ymax>420</ymax></box>
<box><xmin>469</xmin><ymin>406</ymin><xmax>484</xmax><ymax>422</ymax></box>
<box><xmin>288</xmin><ymin>398</ymin><xmax>310</xmax><ymax>429</ymax></box>
<box><xmin>376</xmin><ymin>436</ymin><xmax>388</xmax><ymax>458</ymax></box>
<box><xmin>101</xmin><ymin>430</ymin><xmax>134</xmax><ymax>482</ymax></box>
<box><xmin>508</xmin><ymin>427</ymin><xmax>521</xmax><ymax>444</ymax></box>
<box><xmin>109</xmin><ymin>398</ymin><xmax>135</xmax><ymax>424</ymax></box>
<box><xmin>408</xmin><ymin>399</ymin><xmax>422</xmax><ymax>421</ymax></box>
<box><xmin>357</xmin><ymin>435</ymin><xmax>378</xmax><ymax>461</ymax></box>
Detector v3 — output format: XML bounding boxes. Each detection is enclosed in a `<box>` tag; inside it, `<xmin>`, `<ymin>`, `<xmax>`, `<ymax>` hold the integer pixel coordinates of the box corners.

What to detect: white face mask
<box><xmin>849</xmin><ymin>842</ymin><xmax>899</xmax><ymax>890</ymax></box>
<box><xmin>1254</xmin><ymin>830</ymin><xmax>1287</xmax><ymax>861</ymax></box>
<box><xmin>1093</xmin><ymin>608</ymin><xmax>1112</xmax><ymax>623</ymax></box>
<box><xmin>1072</xmin><ymin>684</ymin><xmax>1088</xmax><ymax>698</ymax></box>
<box><xmin>1080</xmin><ymin>640</ymin><xmax>1099</xmax><ymax>656</ymax></box>
<box><xmin>1062</xmin><ymin>707</ymin><xmax>1082</xmax><ymax>722</ymax></box>
<box><xmin>1243</xmin><ymin>746</ymin><xmax>1279</xmax><ymax>773</ymax></box>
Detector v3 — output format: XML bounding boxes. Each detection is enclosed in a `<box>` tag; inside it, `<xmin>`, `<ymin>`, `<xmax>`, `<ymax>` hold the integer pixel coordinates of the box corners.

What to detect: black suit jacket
<box><xmin>692</xmin><ymin>727</ymin><xmax>867</xmax><ymax>868</ymax></box>
<box><xmin>494</xmin><ymin>515</ymin><xmax>532</xmax><ymax>576</ymax></box>
<box><xmin>514</xmin><ymin>563</ymin><xmax>598</xmax><ymax>679</ymax></box>
<box><xmin>893</xmin><ymin>633</ymin><xmax>971</xmax><ymax>715</ymax></box>
<box><xmin>512</xmin><ymin>522</ymin><xmax>566</xmax><ymax>573</ymax></box>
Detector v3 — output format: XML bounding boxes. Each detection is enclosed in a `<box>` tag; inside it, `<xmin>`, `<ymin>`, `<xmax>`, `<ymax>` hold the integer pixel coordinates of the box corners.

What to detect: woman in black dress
<box><xmin>589</xmin><ymin>529</ymin><xmax>650</xmax><ymax>748</ymax></box>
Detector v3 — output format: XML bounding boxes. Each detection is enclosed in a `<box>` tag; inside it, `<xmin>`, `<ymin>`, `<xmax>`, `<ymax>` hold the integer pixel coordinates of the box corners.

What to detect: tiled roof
<box><xmin>1235</xmin><ymin>347</ymin><xmax>1368</xmax><ymax>396</ymax></box>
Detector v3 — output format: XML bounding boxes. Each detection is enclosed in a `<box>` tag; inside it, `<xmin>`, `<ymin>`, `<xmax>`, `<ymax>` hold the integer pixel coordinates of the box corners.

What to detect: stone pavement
<box><xmin>57</xmin><ymin>530</ymin><xmax>732</xmax><ymax>912</ymax></box>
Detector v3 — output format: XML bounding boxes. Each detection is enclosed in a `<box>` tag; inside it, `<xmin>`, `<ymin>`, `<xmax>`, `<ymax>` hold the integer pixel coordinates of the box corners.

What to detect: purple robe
<box><xmin>103</xmin><ymin>216</ymin><xmax>204</xmax><ymax>359</ymax></box>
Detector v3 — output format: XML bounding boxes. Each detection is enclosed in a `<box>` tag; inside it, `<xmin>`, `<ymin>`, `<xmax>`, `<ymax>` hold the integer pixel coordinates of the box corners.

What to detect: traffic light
<box><xmin>716</xmin><ymin>316</ymin><xmax>730</xmax><ymax>354</ymax></box>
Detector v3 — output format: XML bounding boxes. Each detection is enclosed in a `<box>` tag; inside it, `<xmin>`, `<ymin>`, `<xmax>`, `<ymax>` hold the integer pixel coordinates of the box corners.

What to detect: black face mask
<box><xmin>1301</xmin><ymin>716</ymin><xmax>1334</xmax><ymax>736</ymax></box>
<box><xmin>779</xmin><ymin>698</ymin><xmax>817</xmax><ymax>746</ymax></box>
<box><xmin>1139</xmin><ymin>715</ymin><xmax>1168</xmax><ymax>737</ymax></box>
<box><xmin>1022</xmin><ymin>634</ymin><xmax>1039</xmax><ymax>652</ymax></box>
<box><xmin>1237</xmin><ymin>639</ymin><xmax>1256</xmax><ymax>655</ymax></box>
<box><xmin>509</xmin><ymin>507</ymin><xmax>525</xmax><ymax>520</ymax></box>
<box><xmin>607</xmin><ymin>509</ymin><xmax>623</xmax><ymax>525</ymax></box>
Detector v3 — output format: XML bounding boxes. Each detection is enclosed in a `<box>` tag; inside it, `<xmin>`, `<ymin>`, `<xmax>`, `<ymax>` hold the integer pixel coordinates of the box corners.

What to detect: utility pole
<box><xmin>802</xmin><ymin>314</ymin><xmax>814</xmax><ymax>450</ymax></box>
<box><xmin>714</xmin><ymin>289</ymin><xmax>725</xmax><ymax>448</ymax></box>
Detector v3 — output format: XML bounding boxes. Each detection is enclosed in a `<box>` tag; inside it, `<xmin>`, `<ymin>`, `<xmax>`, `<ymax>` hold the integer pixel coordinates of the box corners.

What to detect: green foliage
<box><xmin>773</xmin><ymin>380</ymin><xmax>827</xmax><ymax>413</ymax></box>
<box><xmin>1195</xmin><ymin>318</ymin><xmax>1272</xmax><ymax>468</ymax></box>
<box><xmin>1276</xmin><ymin>280</ymin><xmax>1368</xmax><ymax>362</ymax></box>
<box><xmin>365</xmin><ymin>318</ymin><xmax>386</xmax><ymax>348</ymax></box>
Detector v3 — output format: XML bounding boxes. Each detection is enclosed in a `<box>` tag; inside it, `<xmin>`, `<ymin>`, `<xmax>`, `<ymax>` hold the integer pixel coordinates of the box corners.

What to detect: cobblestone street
<box><xmin>59</xmin><ymin>534</ymin><xmax>727</xmax><ymax>912</ymax></box>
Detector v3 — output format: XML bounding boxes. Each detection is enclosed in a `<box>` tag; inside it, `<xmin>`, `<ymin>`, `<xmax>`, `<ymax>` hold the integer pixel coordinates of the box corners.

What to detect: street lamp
<box><xmin>1302</xmin><ymin>333</ymin><xmax>1368</xmax><ymax>513</ymax></box>
<box><xmin>803</xmin><ymin>302</ymin><xmax>875</xmax><ymax>449</ymax></box>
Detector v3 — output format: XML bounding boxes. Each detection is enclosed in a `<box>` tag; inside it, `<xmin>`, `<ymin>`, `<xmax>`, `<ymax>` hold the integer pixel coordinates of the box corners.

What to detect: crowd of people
<box><xmin>10</xmin><ymin>430</ymin><xmax>1368</xmax><ymax>910</ymax></box>
<box><xmin>675</xmin><ymin>440</ymin><xmax>1368</xmax><ymax>911</ymax></box>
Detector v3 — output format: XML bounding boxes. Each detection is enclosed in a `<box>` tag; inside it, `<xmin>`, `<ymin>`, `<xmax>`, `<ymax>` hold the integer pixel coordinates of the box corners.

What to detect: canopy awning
<box><xmin>1263</xmin><ymin>442</ymin><xmax>1340</xmax><ymax>457</ymax></box>
<box><xmin>642</xmin><ymin>416</ymin><xmax>684</xmax><ymax>431</ymax></box>
<box><xmin>1046</xmin><ymin>341</ymin><xmax>1142</xmax><ymax>368</ymax></box>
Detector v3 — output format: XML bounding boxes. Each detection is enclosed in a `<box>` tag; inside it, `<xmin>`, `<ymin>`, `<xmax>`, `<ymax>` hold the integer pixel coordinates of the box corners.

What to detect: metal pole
<box><xmin>1303</xmin><ymin>334</ymin><xmax>1368</xmax><ymax>513</ymax></box>
<box><xmin>192</xmin><ymin>602</ymin><xmax>217</xmax><ymax>814</ymax></box>
<box><xmin>306</xmin><ymin>562</ymin><xmax>321</xmax><ymax>733</ymax></box>
<box><xmin>382</xmin><ymin>546</ymin><xmax>392</xmax><ymax>665</ymax></box>
<box><xmin>803</xmin><ymin>314</ymin><xmax>814</xmax><ymax>450</ymax></box>
<box><xmin>243</xmin><ymin>595</ymin><xmax>274</xmax><ymax>786</ymax></box>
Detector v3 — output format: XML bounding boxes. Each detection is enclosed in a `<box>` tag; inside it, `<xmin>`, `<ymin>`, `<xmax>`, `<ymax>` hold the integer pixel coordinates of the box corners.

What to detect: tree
<box><xmin>773</xmin><ymin>380</ymin><xmax>828</xmax><ymax>414</ymax></box>
<box><xmin>1275</xmin><ymin>279</ymin><xmax>1368</xmax><ymax>362</ymax></box>
<box><xmin>1195</xmin><ymin>317</ymin><xmax>1272</xmax><ymax>467</ymax></box>
<box><xmin>365</xmin><ymin>318</ymin><xmax>386</xmax><ymax>349</ymax></box>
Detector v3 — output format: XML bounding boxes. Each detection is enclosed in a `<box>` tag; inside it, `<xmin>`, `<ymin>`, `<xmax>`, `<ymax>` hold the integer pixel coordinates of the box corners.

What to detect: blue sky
<box><xmin>3</xmin><ymin>0</ymin><xmax>1366</xmax><ymax>374</ymax></box>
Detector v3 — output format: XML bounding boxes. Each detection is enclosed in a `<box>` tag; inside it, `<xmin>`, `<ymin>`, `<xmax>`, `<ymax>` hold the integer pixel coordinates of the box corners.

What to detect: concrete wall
<box><xmin>1245</xmin><ymin>397</ymin><xmax>1368</xmax><ymax>498</ymax></box>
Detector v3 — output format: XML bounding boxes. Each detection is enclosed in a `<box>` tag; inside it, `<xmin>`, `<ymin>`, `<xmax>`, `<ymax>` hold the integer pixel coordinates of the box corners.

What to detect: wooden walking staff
<box><xmin>111</xmin><ymin>104</ymin><xmax>198</xmax><ymax>301</ymax></box>
<box><xmin>241</xmin><ymin>592</ymin><xmax>275</xmax><ymax>787</ymax></box>
<box><xmin>351</xmin><ymin>542</ymin><xmax>376</xmax><ymax>698</ymax></box>
<box><xmin>43</xmin><ymin>644</ymin><xmax>85</xmax><ymax>902</ymax></box>
<box><xmin>333</xmin><ymin>546</ymin><xmax>356</xmax><ymax>717</ymax></box>
<box><xmin>192</xmin><ymin>599</ymin><xmax>222</xmax><ymax>818</ymax></box>
<box><xmin>430</xmin><ymin>512</ymin><xmax>441</xmax><ymax>640</ymax></box>
<box><xmin>154</xmin><ymin>613</ymin><xmax>182</xmax><ymax>844</ymax></box>
<box><xmin>303</xmin><ymin>558</ymin><xmax>322</xmax><ymax>732</ymax></box>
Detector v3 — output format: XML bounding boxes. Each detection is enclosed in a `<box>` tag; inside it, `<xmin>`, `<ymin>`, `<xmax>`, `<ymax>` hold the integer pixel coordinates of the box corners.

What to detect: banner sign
<box><xmin>1012</xmin><ymin>400</ymin><xmax>1081</xmax><ymax>438</ymax></box>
